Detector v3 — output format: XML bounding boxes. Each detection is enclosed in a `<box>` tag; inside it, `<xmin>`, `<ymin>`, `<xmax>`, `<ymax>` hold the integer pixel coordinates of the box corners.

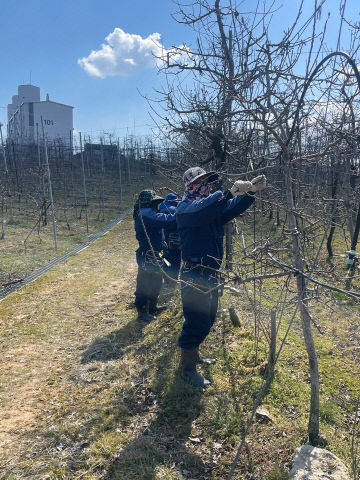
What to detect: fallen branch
<box><xmin>2</xmin><ymin>278</ymin><xmax>24</xmax><ymax>287</ymax></box>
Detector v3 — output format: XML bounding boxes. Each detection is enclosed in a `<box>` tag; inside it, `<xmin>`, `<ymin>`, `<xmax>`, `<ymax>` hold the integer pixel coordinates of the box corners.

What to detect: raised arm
<box><xmin>221</xmin><ymin>192</ymin><xmax>255</xmax><ymax>224</ymax></box>
<box><xmin>176</xmin><ymin>191</ymin><xmax>228</xmax><ymax>228</ymax></box>
<box><xmin>222</xmin><ymin>175</ymin><xmax>266</xmax><ymax>223</ymax></box>
<box><xmin>141</xmin><ymin>208</ymin><xmax>176</xmax><ymax>229</ymax></box>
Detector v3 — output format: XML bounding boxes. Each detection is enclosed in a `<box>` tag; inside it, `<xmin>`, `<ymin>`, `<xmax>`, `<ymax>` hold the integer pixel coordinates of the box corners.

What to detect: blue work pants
<box><xmin>134</xmin><ymin>250</ymin><xmax>163</xmax><ymax>310</ymax></box>
<box><xmin>178</xmin><ymin>267</ymin><xmax>219</xmax><ymax>349</ymax></box>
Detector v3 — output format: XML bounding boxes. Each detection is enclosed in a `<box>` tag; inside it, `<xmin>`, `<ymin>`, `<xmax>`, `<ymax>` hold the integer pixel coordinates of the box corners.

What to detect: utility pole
<box><xmin>0</xmin><ymin>123</ymin><xmax>8</xmax><ymax>173</ymax></box>
<box><xmin>347</xmin><ymin>202</ymin><xmax>360</xmax><ymax>268</ymax></box>
<box><xmin>36</xmin><ymin>123</ymin><xmax>41</xmax><ymax>167</ymax></box>
<box><xmin>0</xmin><ymin>122</ymin><xmax>13</xmax><ymax>222</ymax></box>
<box><xmin>41</xmin><ymin>116</ymin><xmax>57</xmax><ymax>250</ymax></box>
<box><xmin>117</xmin><ymin>138</ymin><xmax>123</xmax><ymax>208</ymax></box>
<box><xmin>79</xmin><ymin>132</ymin><xmax>89</xmax><ymax>233</ymax></box>
<box><xmin>99</xmin><ymin>137</ymin><xmax>105</xmax><ymax>221</ymax></box>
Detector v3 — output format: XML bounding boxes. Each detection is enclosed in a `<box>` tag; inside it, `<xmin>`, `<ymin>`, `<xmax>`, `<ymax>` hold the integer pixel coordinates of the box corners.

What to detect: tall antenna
<box><xmin>30</xmin><ymin>70</ymin><xmax>32</xmax><ymax>85</ymax></box>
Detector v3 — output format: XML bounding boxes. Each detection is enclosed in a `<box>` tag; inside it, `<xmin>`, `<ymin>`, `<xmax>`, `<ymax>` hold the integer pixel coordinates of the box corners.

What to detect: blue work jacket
<box><xmin>159</xmin><ymin>201</ymin><xmax>178</xmax><ymax>243</ymax></box>
<box><xmin>134</xmin><ymin>207</ymin><xmax>176</xmax><ymax>254</ymax></box>
<box><xmin>159</xmin><ymin>203</ymin><xmax>177</xmax><ymax>215</ymax></box>
<box><xmin>176</xmin><ymin>190</ymin><xmax>254</xmax><ymax>269</ymax></box>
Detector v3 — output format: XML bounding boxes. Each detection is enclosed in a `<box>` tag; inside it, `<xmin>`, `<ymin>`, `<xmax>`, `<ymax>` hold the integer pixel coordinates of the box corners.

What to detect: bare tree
<box><xmin>152</xmin><ymin>0</ymin><xmax>360</xmax><ymax>452</ymax></box>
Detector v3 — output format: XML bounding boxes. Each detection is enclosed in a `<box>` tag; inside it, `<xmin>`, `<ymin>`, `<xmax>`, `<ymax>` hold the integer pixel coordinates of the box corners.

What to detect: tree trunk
<box><xmin>299</xmin><ymin>298</ymin><xmax>320</xmax><ymax>445</ymax></box>
<box><xmin>284</xmin><ymin>157</ymin><xmax>320</xmax><ymax>445</ymax></box>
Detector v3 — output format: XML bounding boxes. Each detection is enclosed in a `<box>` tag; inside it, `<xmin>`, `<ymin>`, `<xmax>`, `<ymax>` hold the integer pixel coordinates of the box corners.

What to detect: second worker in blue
<box><xmin>133</xmin><ymin>189</ymin><xmax>177</xmax><ymax>322</ymax></box>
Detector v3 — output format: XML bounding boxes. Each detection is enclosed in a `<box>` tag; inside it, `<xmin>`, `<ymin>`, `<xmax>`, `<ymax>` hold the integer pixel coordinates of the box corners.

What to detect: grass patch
<box><xmin>0</xmin><ymin>204</ymin><xmax>359</xmax><ymax>479</ymax></box>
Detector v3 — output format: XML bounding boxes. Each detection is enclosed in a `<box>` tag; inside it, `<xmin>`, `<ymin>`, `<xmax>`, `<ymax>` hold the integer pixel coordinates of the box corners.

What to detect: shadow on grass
<box><xmin>80</xmin><ymin>317</ymin><xmax>147</xmax><ymax>363</ymax></box>
<box><xmin>80</xmin><ymin>306</ymin><xmax>206</xmax><ymax>478</ymax></box>
<box><xmin>106</xmin><ymin>346</ymin><xmax>206</xmax><ymax>480</ymax></box>
<box><xmin>5</xmin><ymin>309</ymin><xmax>231</xmax><ymax>479</ymax></box>
<box><xmin>78</xmin><ymin>324</ymin><xmax>207</xmax><ymax>478</ymax></box>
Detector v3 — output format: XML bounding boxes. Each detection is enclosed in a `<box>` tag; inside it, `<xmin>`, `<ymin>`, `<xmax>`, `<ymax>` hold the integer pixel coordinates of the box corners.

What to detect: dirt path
<box><xmin>0</xmin><ymin>215</ymin><xmax>140</xmax><ymax>477</ymax></box>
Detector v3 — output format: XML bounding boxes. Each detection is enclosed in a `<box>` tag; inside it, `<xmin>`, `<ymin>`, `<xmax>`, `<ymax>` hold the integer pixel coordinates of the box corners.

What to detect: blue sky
<box><xmin>1</xmin><ymin>0</ymin><xmax>359</xmax><ymax>139</ymax></box>
<box><xmin>0</xmin><ymin>0</ymin><xmax>192</xmax><ymax>138</ymax></box>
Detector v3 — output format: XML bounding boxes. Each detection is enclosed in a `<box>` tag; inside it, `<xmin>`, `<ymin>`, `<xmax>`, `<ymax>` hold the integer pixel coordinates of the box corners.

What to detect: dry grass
<box><xmin>0</xmin><ymin>213</ymin><xmax>359</xmax><ymax>480</ymax></box>
<box><xmin>0</xmin><ymin>178</ymin><xmax>140</xmax><ymax>288</ymax></box>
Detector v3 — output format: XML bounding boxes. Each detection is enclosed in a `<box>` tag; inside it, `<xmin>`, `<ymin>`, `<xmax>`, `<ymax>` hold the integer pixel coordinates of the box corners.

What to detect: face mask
<box><xmin>183</xmin><ymin>182</ymin><xmax>210</xmax><ymax>201</ymax></box>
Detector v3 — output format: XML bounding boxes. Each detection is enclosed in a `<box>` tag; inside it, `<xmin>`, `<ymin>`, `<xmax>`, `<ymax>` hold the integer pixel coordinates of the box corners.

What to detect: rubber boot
<box><xmin>181</xmin><ymin>348</ymin><xmax>211</xmax><ymax>387</ymax></box>
<box><xmin>197</xmin><ymin>347</ymin><xmax>216</xmax><ymax>365</ymax></box>
<box><xmin>148</xmin><ymin>297</ymin><xmax>168</xmax><ymax>315</ymax></box>
<box><xmin>136</xmin><ymin>301</ymin><xmax>156</xmax><ymax>322</ymax></box>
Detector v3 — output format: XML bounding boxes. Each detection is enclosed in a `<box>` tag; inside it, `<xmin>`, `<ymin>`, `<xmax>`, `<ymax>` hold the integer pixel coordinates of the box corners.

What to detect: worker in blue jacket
<box><xmin>133</xmin><ymin>189</ymin><xmax>176</xmax><ymax>322</ymax></box>
<box><xmin>176</xmin><ymin>167</ymin><xmax>267</xmax><ymax>387</ymax></box>
<box><xmin>159</xmin><ymin>193</ymin><xmax>181</xmax><ymax>286</ymax></box>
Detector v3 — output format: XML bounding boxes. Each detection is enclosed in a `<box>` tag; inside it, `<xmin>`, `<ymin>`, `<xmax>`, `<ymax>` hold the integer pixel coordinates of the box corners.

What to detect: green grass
<box><xmin>0</xmin><ymin>200</ymin><xmax>359</xmax><ymax>479</ymax></box>
<box><xmin>0</xmin><ymin>176</ymin><xmax>152</xmax><ymax>288</ymax></box>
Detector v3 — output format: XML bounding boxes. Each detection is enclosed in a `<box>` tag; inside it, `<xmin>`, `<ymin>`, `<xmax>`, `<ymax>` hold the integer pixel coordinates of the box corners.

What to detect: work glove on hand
<box><xmin>250</xmin><ymin>174</ymin><xmax>267</xmax><ymax>192</ymax></box>
<box><xmin>230</xmin><ymin>180</ymin><xmax>253</xmax><ymax>196</ymax></box>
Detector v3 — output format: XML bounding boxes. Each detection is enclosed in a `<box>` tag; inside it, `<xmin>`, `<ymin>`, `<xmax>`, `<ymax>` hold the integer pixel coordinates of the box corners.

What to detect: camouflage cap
<box><xmin>138</xmin><ymin>189</ymin><xmax>164</xmax><ymax>205</ymax></box>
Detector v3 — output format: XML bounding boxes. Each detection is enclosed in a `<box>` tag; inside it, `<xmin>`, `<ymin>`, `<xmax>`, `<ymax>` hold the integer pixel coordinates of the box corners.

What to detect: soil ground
<box><xmin>0</xmin><ymin>214</ymin><xmax>359</xmax><ymax>480</ymax></box>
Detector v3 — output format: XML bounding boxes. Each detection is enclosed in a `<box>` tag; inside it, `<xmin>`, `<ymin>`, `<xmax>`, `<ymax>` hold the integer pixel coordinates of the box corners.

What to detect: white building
<box><xmin>7</xmin><ymin>85</ymin><xmax>73</xmax><ymax>146</ymax></box>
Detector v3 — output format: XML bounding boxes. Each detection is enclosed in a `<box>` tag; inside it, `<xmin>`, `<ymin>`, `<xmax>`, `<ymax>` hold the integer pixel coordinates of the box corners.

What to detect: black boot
<box><xmin>197</xmin><ymin>348</ymin><xmax>217</xmax><ymax>365</ymax></box>
<box><xmin>136</xmin><ymin>304</ymin><xmax>156</xmax><ymax>323</ymax></box>
<box><xmin>181</xmin><ymin>348</ymin><xmax>211</xmax><ymax>387</ymax></box>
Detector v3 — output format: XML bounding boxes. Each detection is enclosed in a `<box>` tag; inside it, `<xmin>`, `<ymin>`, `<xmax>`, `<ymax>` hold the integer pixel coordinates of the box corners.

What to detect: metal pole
<box><xmin>0</xmin><ymin>122</ymin><xmax>13</xmax><ymax>222</ymax></box>
<box><xmin>127</xmin><ymin>138</ymin><xmax>131</xmax><ymax>185</ymax></box>
<box><xmin>19</xmin><ymin>103</ymin><xmax>23</xmax><ymax>147</ymax></box>
<box><xmin>79</xmin><ymin>132</ymin><xmax>89</xmax><ymax>233</ymax></box>
<box><xmin>41</xmin><ymin>116</ymin><xmax>57</xmax><ymax>250</ymax></box>
<box><xmin>100</xmin><ymin>137</ymin><xmax>105</xmax><ymax>221</ymax></box>
<box><xmin>117</xmin><ymin>138</ymin><xmax>123</xmax><ymax>208</ymax></box>
<box><xmin>36</xmin><ymin>123</ymin><xmax>41</xmax><ymax>167</ymax></box>
<box><xmin>347</xmin><ymin>202</ymin><xmax>360</xmax><ymax>268</ymax></box>
<box><xmin>0</xmin><ymin>123</ymin><xmax>8</xmax><ymax>173</ymax></box>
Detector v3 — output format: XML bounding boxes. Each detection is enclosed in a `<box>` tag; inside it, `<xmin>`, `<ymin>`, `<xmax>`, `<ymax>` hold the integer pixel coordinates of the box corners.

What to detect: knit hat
<box><xmin>183</xmin><ymin>167</ymin><xmax>218</xmax><ymax>188</ymax></box>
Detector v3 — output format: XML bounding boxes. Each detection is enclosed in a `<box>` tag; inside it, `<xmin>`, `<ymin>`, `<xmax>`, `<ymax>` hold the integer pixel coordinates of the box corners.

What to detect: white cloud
<box><xmin>78</xmin><ymin>28</ymin><xmax>190</xmax><ymax>78</ymax></box>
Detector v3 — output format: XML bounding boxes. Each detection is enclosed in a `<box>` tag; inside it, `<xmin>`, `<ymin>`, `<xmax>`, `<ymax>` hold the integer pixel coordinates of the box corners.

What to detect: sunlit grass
<box><xmin>0</xmin><ymin>201</ymin><xmax>359</xmax><ymax>479</ymax></box>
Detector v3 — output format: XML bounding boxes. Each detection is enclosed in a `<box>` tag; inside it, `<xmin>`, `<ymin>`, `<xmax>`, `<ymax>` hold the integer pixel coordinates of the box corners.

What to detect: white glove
<box><xmin>250</xmin><ymin>175</ymin><xmax>267</xmax><ymax>192</ymax></box>
<box><xmin>230</xmin><ymin>180</ymin><xmax>252</xmax><ymax>196</ymax></box>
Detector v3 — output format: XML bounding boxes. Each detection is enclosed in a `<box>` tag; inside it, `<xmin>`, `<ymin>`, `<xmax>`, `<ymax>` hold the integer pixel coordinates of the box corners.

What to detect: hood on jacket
<box><xmin>159</xmin><ymin>193</ymin><xmax>179</xmax><ymax>213</ymax></box>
